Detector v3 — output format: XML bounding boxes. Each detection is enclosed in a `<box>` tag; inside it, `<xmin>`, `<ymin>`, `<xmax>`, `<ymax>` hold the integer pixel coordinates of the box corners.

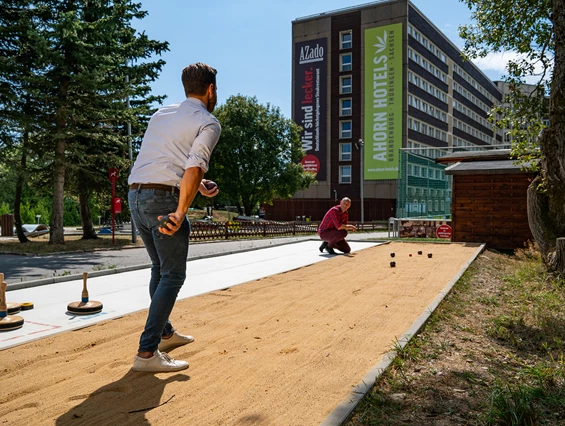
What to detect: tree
<box><xmin>460</xmin><ymin>0</ymin><xmax>565</xmax><ymax>273</ymax></box>
<box><xmin>210</xmin><ymin>95</ymin><xmax>316</xmax><ymax>216</ymax></box>
<box><xmin>0</xmin><ymin>0</ymin><xmax>168</xmax><ymax>243</ymax></box>
<box><xmin>0</xmin><ymin>0</ymin><xmax>45</xmax><ymax>243</ymax></box>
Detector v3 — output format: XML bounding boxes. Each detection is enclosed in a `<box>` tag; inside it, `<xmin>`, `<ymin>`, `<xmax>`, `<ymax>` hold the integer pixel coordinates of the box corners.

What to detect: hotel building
<box><xmin>263</xmin><ymin>0</ymin><xmax>504</xmax><ymax>222</ymax></box>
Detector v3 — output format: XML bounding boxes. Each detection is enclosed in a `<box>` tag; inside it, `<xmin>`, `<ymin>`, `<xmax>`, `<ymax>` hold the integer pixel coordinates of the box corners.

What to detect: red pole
<box><xmin>112</xmin><ymin>180</ymin><xmax>115</xmax><ymax>245</ymax></box>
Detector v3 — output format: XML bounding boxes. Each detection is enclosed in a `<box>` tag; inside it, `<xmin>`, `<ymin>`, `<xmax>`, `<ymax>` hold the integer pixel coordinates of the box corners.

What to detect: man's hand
<box><xmin>199</xmin><ymin>179</ymin><xmax>219</xmax><ymax>198</ymax></box>
<box><xmin>158</xmin><ymin>211</ymin><xmax>185</xmax><ymax>235</ymax></box>
<box><xmin>348</xmin><ymin>224</ymin><xmax>357</xmax><ymax>232</ymax></box>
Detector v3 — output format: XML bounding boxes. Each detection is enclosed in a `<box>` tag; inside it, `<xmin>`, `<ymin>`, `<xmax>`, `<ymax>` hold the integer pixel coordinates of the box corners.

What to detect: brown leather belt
<box><xmin>130</xmin><ymin>183</ymin><xmax>180</xmax><ymax>196</ymax></box>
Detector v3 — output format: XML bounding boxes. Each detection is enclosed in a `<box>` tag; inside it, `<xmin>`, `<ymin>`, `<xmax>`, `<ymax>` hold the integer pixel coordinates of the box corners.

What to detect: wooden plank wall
<box><xmin>452</xmin><ymin>173</ymin><xmax>535</xmax><ymax>250</ymax></box>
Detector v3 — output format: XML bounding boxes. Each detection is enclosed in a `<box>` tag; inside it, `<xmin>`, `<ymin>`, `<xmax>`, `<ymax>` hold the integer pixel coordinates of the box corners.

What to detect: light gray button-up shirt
<box><xmin>128</xmin><ymin>97</ymin><xmax>221</xmax><ymax>186</ymax></box>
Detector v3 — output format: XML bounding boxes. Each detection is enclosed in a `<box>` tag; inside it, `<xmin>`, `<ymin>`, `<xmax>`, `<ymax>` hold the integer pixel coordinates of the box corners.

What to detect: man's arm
<box><xmin>159</xmin><ymin>167</ymin><xmax>204</xmax><ymax>235</ymax></box>
<box><xmin>336</xmin><ymin>213</ymin><xmax>356</xmax><ymax>231</ymax></box>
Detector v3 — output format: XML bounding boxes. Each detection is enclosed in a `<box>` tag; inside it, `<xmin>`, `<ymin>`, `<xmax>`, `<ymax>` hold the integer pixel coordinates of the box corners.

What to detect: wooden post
<box><xmin>0</xmin><ymin>273</ymin><xmax>5</xmax><ymax>316</ymax></box>
<box><xmin>550</xmin><ymin>237</ymin><xmax>565</xmax><ymax>273</ymax></box>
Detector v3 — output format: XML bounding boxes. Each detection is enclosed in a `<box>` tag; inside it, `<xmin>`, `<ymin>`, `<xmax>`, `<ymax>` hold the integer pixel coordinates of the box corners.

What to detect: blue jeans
<box><xmin>128</xmin><ymin>189</ymin><xmax>190</xmax><ymax>353</ymax></box>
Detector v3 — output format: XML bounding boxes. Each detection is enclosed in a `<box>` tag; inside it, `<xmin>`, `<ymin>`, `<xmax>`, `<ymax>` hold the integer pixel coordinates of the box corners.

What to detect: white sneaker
<box><xmin>158</xmin><ymin>331</ymin><xmax>195</xmax><ymax>352</ymax></box>
<box><xmin>132</xmin><ymin>350</ymin><xmax>189</xmax><ymax>372</ymax></box>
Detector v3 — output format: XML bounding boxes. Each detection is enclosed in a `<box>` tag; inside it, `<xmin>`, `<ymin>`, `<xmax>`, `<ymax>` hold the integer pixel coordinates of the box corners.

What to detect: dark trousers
<box><xmin>128</xmin><ymin>189</ymin><xmax>190</xmax><ymax>353</ymax></box>
<box><xmin>319</xmin><ymin>228</ymin><xmax>350</xmax><ymax>253</ymax></box>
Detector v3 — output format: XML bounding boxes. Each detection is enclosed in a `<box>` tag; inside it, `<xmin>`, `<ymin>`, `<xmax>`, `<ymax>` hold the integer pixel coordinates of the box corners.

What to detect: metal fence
<box><xmin>395</xmin><ymin>145</ymin><xmax>512</xmax><ymax>219</ymax></box>
<box><xmin>188</xmin><ymin>220</ymin><xmax>386</xmax><ymax>241</ymax></box>
<box><xmin>396</xmin><ymin>149</ymin><xmax>452</xmax><ymax>219</ymax></box>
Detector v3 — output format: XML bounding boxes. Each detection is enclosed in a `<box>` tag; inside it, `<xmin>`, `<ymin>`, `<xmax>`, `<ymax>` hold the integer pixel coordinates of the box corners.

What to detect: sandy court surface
<box><xmin>0</xmin><ymin>242</ymin><xmax>481</xmax><ymax>426</ymax></box>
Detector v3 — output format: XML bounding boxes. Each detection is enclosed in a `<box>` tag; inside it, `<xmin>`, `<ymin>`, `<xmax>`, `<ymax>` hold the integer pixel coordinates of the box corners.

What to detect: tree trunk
<box><xmin>79</xmin><ymin>182</ymin><xmax>98</xmax><ymax>240</ymax></box>
<box><xmin>550</xmin><ymin>238</ymin><xmax>565</xmax><ymax>273</ymax></box>
<box><xmin>527</xmin><ymin>176</ymin><xmax>557</xmax><ymax>263</ymax></box>
<box><xmin>49</xmin><ymin>136</ymin><xmax>66</xmax><ymax>244</ymax></box>
<box><xmin>14</xmin><ymin>132</ymin><xmax>30</xmax><ymax>243</ymax></box>
<box><xmin>243</xmin><ymin>202</ymin><xmax>253</xmax><ymax>217</ymax></box>
<box><xmin>49</xmin><ymin>76</ymin><xmax>70</xmax><ymax>245</ymax></box>
<box><xmin>527</xmin><ymin>0</ymin><xmax>565</xmax><ymax>274</ymax></box>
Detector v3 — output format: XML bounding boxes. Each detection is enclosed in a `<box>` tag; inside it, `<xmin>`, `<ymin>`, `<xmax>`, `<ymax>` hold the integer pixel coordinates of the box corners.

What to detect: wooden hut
<box><xmin>437</xmin><ymin>150</ymin><xmax>535</xmax><ymax>250</ymax></box>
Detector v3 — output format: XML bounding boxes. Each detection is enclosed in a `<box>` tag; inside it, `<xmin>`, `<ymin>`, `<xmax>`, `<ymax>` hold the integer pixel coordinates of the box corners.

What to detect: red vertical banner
<box><xmin>294</xmin><ymin>38</ymin><xmax>327</xmax><ymax>181</ymax></box>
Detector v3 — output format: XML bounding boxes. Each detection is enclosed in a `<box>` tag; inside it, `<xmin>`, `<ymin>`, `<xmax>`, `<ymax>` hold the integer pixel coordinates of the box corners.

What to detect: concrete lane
<box><xmin>1</xmin><ymin>233</ymin><xmax>389</xmax><ymax>289</ymax></box>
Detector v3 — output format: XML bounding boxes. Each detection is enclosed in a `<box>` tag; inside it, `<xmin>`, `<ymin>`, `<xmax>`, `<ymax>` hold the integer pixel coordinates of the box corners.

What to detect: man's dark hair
<box><xmin>182</xmin><ymin>63</ymin><xmax>217</xmax><ymax>97</ymax></box>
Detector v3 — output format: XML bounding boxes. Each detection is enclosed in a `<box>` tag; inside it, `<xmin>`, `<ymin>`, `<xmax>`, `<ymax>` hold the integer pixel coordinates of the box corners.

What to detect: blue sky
<box><xmin>134</xmin><ymin>0</ymin><xmax>507</xmax><ymax>118</ymax></box>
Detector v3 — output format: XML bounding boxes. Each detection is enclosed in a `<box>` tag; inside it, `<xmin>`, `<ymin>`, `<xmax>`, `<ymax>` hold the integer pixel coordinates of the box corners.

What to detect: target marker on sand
<box><xmin>67</xmin><ymin>272</ymin><xmax>103</xmax><ymax>315</ymax></box>
<box><xmin>0</xmin><ymin>274</ymin><xmax>24</xmax><ymax>331</ymax></box>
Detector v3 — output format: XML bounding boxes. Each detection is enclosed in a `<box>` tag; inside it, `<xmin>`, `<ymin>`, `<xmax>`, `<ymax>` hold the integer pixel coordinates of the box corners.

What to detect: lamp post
<box><xmin>126</xmin><ymin>70</ymin><xmax>137</xmax><ymax>243</ymax></box>
<box><xmin>356</xmin><ymin>139</ymin><xmax>365</xmax><ymax>223</ymax></box>
<box><xmin>36</xmin><ymin>214</ymin><xmax>41</xmax><ymax>224</ymax></box>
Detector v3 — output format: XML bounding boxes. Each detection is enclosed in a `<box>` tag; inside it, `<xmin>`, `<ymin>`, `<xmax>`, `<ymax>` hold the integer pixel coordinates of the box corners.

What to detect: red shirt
<box><xmin>318</xmin><ymin>205</ymin><xmax>348</xmax><ymax>234</ymax></box>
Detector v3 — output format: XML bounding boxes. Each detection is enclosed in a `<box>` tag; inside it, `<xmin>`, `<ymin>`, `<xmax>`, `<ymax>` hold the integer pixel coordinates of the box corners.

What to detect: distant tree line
<box><xmin>0</xmin><ymin>2</ymin><xmax>315</xmax><ymax>244</ymax></box>
<box><xmin>0</xmin><ymin>0</ymin><xmax>168</xmax><ymax>243</ymax></box>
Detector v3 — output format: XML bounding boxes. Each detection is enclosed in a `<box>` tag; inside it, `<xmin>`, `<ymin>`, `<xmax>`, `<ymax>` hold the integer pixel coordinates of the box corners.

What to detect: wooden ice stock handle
<box><xmin>0</xmin><ymin>273</ymin><xmax>6</xmax><ymax>312</ymax></box>
<box><xmin>82</xmin><ymin>272</ymin><xmax>89</xmax><ymax>303</ymax></box>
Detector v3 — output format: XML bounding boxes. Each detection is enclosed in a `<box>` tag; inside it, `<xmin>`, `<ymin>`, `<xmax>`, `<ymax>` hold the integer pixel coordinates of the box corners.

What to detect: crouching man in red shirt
<box><xmin>318</xmin><ymin>197</ymin><xmax>357</xmax><ymax>255</ymax></box>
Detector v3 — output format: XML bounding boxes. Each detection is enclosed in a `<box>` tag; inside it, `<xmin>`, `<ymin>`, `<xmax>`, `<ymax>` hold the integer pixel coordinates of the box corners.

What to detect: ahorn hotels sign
<box><xmin>364</xmin><ymin>23</ymin><xmax>403</xmax><ymax>180</ymax></box>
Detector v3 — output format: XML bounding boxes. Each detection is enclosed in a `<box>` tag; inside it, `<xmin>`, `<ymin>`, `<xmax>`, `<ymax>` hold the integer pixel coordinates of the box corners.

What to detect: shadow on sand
<box><xmin>56</xmin><ymin>369</ymin><xmax>189</xmax><ymax>425</ymax></box>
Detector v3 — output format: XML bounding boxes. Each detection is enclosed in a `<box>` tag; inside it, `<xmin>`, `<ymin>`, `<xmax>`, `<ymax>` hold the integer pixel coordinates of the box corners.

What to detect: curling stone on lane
<box><xmin>20</xmin><ymin>302</ymin><xmax>34</xmax><ymax>311</ymax></box>
<box><xmin>390</xmin><ymin>261</ymin><xmax>396</xmax><ymax>268</ymax></box>
<box><xmin>428</xmin><ymin>253</ymin><xmax>433</xmax><ymax>258</ymax></box>
<box><xmin>67</xmin><ymin>272</ymin><xmax>103</xmax><ymax>315</ymax></box>
<box><xmin>7</xmin><ymin>301</ymin><xmax>22</xmax><ymax>315</ymax></box>
<box><xmin>0</xmin><ymin>274</ymin><xmax>24</xmax><ymax>331</ymax></box>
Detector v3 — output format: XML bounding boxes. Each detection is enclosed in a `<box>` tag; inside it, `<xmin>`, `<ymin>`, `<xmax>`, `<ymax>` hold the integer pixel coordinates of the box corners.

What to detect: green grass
<box><xmin>0</xmin><ymin>234</ymin><xmax>144</xmax><ymax>255</ymax></box>
<box><xmin>345</xmin><ymin>245</ymin><xmax>565</xmax><ymax>425</ymax></box>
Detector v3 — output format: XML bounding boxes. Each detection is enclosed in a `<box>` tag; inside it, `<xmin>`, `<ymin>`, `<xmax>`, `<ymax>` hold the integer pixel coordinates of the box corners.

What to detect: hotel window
<box><xmin>340</xmin><ymin>120</ymin><xmax>352</xmax><ymax>138</ymax></box>
<box><xmin>340</xmin><ymin>53</ymin><xmax>352</xmax><ymax>72</ymax></box>
<box><xmin>340</xmin><ymin>75</ymin><xmax>352</xmax><ymax>94</ymax></box>
<box><xmin>340</xmin><ymin>31</ymin><xmax>352</xmax><ymax>49</ymax></box>
<box><xmin>339</xmin><ymin>143</ymin><xmax>352</xmax><ymax>161</ymax></box>
<box><xmin>340</xmin><ymin>98</ymin><xmax>352</xmax><ymax>116</ymax></box>
<box><xmin>339</xmin><ymin>165</ymin><xmax>352</xmax><ymax>184</ymax></box>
